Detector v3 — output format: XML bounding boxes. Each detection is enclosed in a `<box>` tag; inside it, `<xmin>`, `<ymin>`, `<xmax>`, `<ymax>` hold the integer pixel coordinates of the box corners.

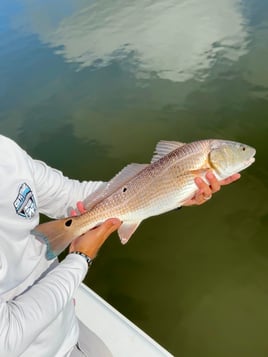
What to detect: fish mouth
<box><xmin>248</xmin><ymin>156</ymin><xmax>255</xmax><ymax>165</ymax></box>
<box><xmin>243</xmin><ymin>156</ymin><xmax>255</xmax><ymax>170</ymax></box>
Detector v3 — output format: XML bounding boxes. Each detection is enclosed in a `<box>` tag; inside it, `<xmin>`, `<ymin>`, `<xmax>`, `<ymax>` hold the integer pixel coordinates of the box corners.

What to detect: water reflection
<box><xmin>15</xmin><ymin>0</ymin><xmax>248</xmax><ymax>82</ymax></box>
<box><xmin>242</xmin><ymin>26</ymin><xmax>268</xmax><ymax>98</ymax></box>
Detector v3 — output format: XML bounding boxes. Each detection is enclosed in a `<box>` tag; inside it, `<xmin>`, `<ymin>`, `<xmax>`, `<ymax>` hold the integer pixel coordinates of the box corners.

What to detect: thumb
<box><xmin>97</xmin><ymin>218</ymin><xmax>122</xmax><ymax>240</ymax></box>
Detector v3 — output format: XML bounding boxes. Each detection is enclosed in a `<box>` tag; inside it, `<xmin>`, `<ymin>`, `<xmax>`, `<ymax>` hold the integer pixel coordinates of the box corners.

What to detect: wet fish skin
<box><xmin>31</xmin><ymin>139</ymin><xmax>256</xmax><ymax>260</ymax></box>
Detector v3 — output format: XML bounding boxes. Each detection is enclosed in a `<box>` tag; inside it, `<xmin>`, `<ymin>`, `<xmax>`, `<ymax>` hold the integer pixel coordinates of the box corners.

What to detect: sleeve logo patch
<box><xmin>14</xmin><ymin>183</ymin><xmax>37</xmax><ymax>219</ymax></box>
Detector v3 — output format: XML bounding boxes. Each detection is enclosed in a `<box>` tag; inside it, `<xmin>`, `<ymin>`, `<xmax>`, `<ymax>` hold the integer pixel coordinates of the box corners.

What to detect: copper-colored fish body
<box><xmin>32</xmin><ymin>139</ymin><xmax>256</xmax><ymax>259</ymax></box>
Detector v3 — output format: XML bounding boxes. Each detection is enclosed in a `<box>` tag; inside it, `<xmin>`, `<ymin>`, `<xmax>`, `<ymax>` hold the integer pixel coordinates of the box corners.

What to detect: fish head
<box><xmin>209</xmin><ymin>140</ymin><xmax>256</xmax><ymax>178</ymax></box>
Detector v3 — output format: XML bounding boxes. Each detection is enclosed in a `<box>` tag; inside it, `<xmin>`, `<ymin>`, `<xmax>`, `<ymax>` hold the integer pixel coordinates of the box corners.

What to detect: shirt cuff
<box><xmin>63</xmin><ymin>253</ymin><xmax>88</xmax><ymax>280</ymax></box>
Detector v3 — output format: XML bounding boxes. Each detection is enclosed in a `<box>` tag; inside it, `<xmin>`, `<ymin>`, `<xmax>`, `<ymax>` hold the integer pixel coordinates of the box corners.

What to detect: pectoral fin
<box><xmin>118</xmin><ymin>221</ymin><xmax>141</xmax><ymax>244</ymax></box>
<box><xmin>189</xmin><ymin>168</ymin><xmax>210</xmax><ymax>180</ymax></box>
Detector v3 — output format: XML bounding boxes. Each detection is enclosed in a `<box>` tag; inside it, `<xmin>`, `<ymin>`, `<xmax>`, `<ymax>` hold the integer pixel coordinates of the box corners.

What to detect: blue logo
<box><xmin>14</xmin><ymin>183</ymin><xmax>37</xmax><ymax>219</ymax></box>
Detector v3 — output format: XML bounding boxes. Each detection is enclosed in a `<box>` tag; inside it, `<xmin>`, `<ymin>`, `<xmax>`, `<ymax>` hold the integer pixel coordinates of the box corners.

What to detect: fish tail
<box><xmin>31</xmin><ymin>218</ymin><xmax>77</xmax><ymax>260</ymax></box>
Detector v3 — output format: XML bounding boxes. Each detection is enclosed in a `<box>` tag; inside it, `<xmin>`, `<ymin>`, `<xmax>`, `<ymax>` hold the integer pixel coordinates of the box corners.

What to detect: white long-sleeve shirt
<box><xmin>0</xmin><ymin>135</ymin><xmax>104</xmax><ymax>356</ymax></box>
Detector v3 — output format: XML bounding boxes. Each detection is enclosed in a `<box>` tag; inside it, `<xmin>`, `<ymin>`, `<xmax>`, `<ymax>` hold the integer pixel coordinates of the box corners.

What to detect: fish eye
<box><xmin>123</xmin><ymin>187</ymin><xmax>127</xmax><ymax>192</ymax></box>
<box><xmin>242</xmin><ymin>147</ymin><xmax>246</xmax><ymax>151</ymax></box>
<box><xmin>65</xmin><ymin>219</ymin><xmax>72</xmax><ymax>227</ymax></box>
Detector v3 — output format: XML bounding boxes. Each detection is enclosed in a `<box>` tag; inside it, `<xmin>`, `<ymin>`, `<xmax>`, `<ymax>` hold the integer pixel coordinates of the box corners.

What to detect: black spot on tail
<box><xmin>65</xmin><ymin>219</ymin><xmax>73</xmax><ymax>227</ymax></box>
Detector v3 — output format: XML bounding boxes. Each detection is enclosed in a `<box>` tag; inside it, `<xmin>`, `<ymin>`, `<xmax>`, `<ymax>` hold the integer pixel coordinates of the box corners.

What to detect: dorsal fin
<box><xmin>151</xmin><ymin>140</ymin><xmax>186</xmax><ymax>163</ymax></box>
<box><xmin>84</xmin><ymin>163</ymin><xmax>148</xmax><ymax>211</ymax></box>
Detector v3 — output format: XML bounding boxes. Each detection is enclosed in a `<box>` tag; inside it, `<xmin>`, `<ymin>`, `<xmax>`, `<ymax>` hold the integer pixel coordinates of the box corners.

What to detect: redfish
<box><xmin>32</xmin><ymin>139</ymin><xmax>256</xmax><ymax>259</ymax></box>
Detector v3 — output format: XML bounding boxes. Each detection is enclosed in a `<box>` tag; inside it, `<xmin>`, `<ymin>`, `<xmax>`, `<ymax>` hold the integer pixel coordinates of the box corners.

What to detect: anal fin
<box><xmin>118</xmin><ymin>221</ymin><xmax>141</xmax><ymax>244</ymax></box>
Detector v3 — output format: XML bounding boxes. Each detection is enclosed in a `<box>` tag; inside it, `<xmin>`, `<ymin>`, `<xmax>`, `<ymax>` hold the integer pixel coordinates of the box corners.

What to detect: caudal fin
<box><xmin>31</xmin><ymin>218</ymin><xmax>78</xmax><ymax>260</ymax></box>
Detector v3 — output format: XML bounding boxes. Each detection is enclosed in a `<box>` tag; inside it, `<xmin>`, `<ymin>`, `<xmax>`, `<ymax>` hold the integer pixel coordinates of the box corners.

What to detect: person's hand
<box><xmin>69</xmin><ymin>202</ymin><xmax>121</xmax><ymax>259</ymax></box>
<box><xmin>69</xmin><ymin>218</ymin><xmax>121</xmax><ymax>259</ymax></box>
<box><xmin>183</xmin><ymin>171</ymin><xmax>241</xmax><ymax>206</ymax></box>
<box><xmin>70</xmin><ymin>201</ymin><xmax>87</xmax><ymax>216</ymax></box>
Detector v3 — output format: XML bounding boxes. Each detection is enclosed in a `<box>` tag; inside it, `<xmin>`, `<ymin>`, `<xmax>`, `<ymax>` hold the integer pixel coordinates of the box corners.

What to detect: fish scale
<box><xmin>31</xmin><ymin>139</ymin><xmax>256</xmax><ymax>260</ymax></box>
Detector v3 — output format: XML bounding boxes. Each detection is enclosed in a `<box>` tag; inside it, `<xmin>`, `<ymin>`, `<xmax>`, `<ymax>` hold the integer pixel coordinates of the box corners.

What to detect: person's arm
<box><xmin>28</xmin><ymin>158</ymin><xmax>105</xmax><ymax>219</ymax></box>
<box><xmin>0</xmin><ymin>254</ymin><xmax>86</xmax><ymax>355</ymax></box>
<box><xmin>0</xmin><ymin>219</ymin><xmax>120</xmax><ymax>356</ymax></box>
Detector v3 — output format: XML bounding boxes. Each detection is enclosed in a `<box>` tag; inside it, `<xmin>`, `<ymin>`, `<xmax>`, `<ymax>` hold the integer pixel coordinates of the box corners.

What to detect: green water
<box><xmin>1</xmin><ymin>1</ymin><xmax>268</xmax><ymax>355</ymax></box>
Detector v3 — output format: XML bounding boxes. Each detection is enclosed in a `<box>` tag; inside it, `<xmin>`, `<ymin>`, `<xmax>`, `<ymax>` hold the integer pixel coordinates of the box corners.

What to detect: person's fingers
<box><xmin>206</xmin><ymin>171</ymin><xmax>221</xmax><ymax>192</ymax></box>
<box><xmin>194</xmin><ymin>177</ymin><xmax>212</xmax><ymax>201</ymax></box>
<box><xmin>70</xmin><ymin>209</ymin><xmax>77</xmax><ymax>217</ymax></box>
<box><xmin>194</xmin><ymin>190</ymin><xmax>211</xmax><ymax>205</ymax></box>
<box><xmin>77</xmin><ymin>201</ymin><xmax>87</xmax><ymax>214</ymax></box>
<box><xmin>94</xmin><ymin>218</ymin><xmax>122</xmax><ymax>241</ymax></box>
<box><xmin>182</xmin><ymin>172</ymin><xmax>241</xmax><ymax>207</ymax></box>
<box><xmin>219</xmin><ymin>173</ymin><xmax>241</xmax><ymax>186</ymax></box>
<box><xmin>70</xmin><ymin>201</ymin><xmax>87</xmax><ymax>217</ymax></box>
